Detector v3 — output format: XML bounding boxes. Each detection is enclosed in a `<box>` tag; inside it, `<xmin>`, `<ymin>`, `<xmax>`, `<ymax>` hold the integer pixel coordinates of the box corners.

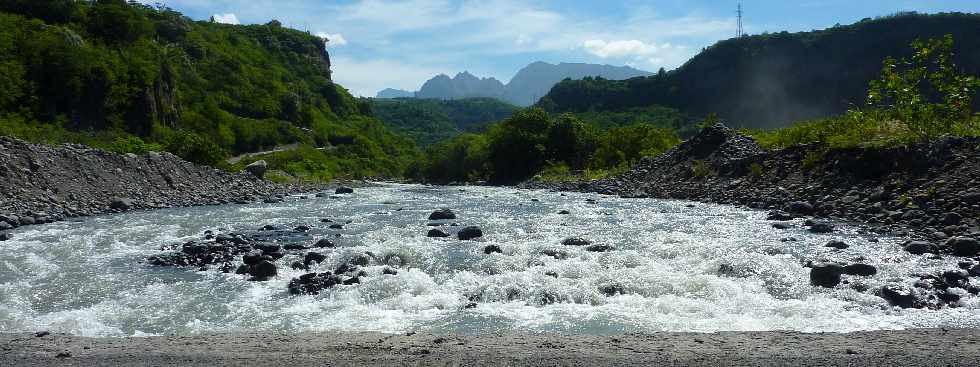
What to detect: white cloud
<box><xmin>583</xmin><ymin>39</ymin><xmax>661</xmax><ymax>58</ymax></box>
<box><xmin>316</xmin><ymin>32</ymin><xmax>348</xmax><ymax>47</ymax></box>
<box><xmin>331</xmin><ymin>56</ymin><xmax>449</xmax><ymax>97</ymax></box>
<box><xmin>210</xmin><ymin>13</ymin><xmax>240</xmax><ymax>25</ymax></box>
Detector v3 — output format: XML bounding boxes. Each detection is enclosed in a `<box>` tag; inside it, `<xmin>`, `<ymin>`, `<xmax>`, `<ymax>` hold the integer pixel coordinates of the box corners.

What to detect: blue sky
<box><xmin>141</xmin><ymin>0</ymin><xmax>980</xmax><ymax>96</ymax></box>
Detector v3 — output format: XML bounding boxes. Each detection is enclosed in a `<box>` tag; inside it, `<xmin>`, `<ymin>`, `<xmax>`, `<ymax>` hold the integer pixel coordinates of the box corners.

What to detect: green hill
<box><xmin>538</xmin><ymin>12</ymin><xmax>980</xmax><ymax>129</ymax></box>
<box><xmin>367</xmin><ymin>97</ymin><xmax>517</xmax><ymax>146</ymax></box>
<box><xmin>0</xmin><ymin>0</ymin><xmax>418</xmax><ymax>179</ymax></box>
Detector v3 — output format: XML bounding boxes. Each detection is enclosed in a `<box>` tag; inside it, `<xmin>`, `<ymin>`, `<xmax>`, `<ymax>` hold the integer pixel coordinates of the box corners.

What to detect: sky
<box><xmin>139</xmin><ymin>0</ymin><xmax>980</xmax><ymax>97</ymax></box>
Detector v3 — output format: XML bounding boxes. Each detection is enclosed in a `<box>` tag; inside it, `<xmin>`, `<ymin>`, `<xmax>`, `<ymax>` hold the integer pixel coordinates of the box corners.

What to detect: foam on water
<box><xmin>1</xmin><ymin>183</ymin><xmax>979</xmax><ymax>336</ymax></box>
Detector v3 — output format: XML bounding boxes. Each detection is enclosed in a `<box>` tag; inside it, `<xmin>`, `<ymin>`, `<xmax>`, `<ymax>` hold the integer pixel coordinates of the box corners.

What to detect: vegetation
<box><xmin>538</xmin><ymin>12</ymin><xmax>980</xmax><ymax>130</ymax></box>
<box><xmin>367</xmin><ymin>97</ymin><xmax>518</xmax><ymax>146</ymax></box>
<box><xmin>0</xmin><ymin>1</ymin><xmax>419</xmax><ymax>178</ymax></box>
<box><xmin>416</xmin><ymin>108</ymin><xmax>680</xmax><ymax>184</ymax></box>
<box><xmin>749</xmin><ymin>35</ymin><xmax>980</xmax><ymax>149</ymax></box>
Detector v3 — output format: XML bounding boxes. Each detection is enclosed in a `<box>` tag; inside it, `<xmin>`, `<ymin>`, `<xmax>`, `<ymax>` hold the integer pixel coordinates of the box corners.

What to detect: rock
<box><xmin>809</xmin><ymin>263</ymin><xmax>844</xmax><ymax>287</ymax></box>
<box><xmin>18</xmin><ymin>216</ymin><xmax>35</xmax><ymax>226</ymax></box>
<box><xmin>585</xmin><ymin>244</ymin><xmax>614</xmax><ymax>252</ymax></box>
<box><xmin>880</xmin><ymin>285</ymin><xmax>917</xmax><ymax>308</ymax></box>
<box><xmin>0</xmin><ymin>221</ymin><xmax>11</xmax><ymax>231</ymax></box>
<box><xmin>458</xmin><ymin>226</ymin><xmax>483</xmax><ymax>241</ymax></box>
<box><xmin>283</xmin><ymin>244</ymin><xmax>308</xmax><ymax>250</ymax></box>
<box><xmin>304</xmin><ymin>252</ymin><xmax>328</xmax><ymax>266</ymax></box>
<box><xmin>288</xmin><ymin>272</ymin><xmax>341</xmax><ymax>295</ymax></box>
<box><xmin>315</xmin><ymin>192</ymin><xmax>328</xmax><ymax>198</ymax></box>
<box><xmin>904</xmin><ymin>241</ymin><xmax>934</xmax><ymax>255</ymax></box>
<box><xmin>294</xmin><ymin>225</ymin><xmax>311</xmax><ymax>232</ymax></box>
<box><xmin>843</xmin><ymin>263</ymin><xmax>877</xmax><ymax>276</ymax></box>
<box><xmin>109</xmin><ymin>197</ymin><xmax>133</xmax><ymax>211</ymax></box>
<box><xmin>962</xmin><ymin>192</ymin><xmax>980</xmax><ymax>205</ymax></box>
<box><xmin>428</xmin><ymin>209</ymin><xmax>456</xmax><ymax>220</ymax></box>
<box><xmin>766</xmin><ymin>210</ymin><xmax>795</xmax><ymax>221</ymax></box>
<box><xmin>243</xmin><ymin>251</ymin><xmax>264</xmax><ymax>266</ymax></box>
<box><xmin>945</xmin><ymin>237</ymin><xmax>980</xmax><ymax>256</ymax></box>
<box><xmin>427</xmin><ymin>229</ymin><xmax>450</xmax><ymax>238</ymax></box>
<box><xmin>248</xmin><ymin>260</ymin><xmax>277</xmax><ymax>279</ymax></box>
<box><xmin>0</xmin><ymin>233</ymin><xmax>10</xmax><ymax>241</ymax></box>
<box><xmin>259</xmin><ymin>224</ymin><xmax>279</xmax><ymax>231</ymax></box>
<box><xmin>807</xmin><ymin>221</ymin><xmax>835</xmax><ymax>233</ymax></box>
<box><xmin>786</xmin><ymin>201</ymin><xmax>814</xmax><ymax>215</ymax></box>
<box><xmin>558</xmin><ymin>210</ymin><xmax>571</xmax><ymax>215</ymax></box>
<box><xmin>772</xmin><ymin>222</ymin><xmax>792</xmax><ymax>229</ymax></box>
<box><xmin>335</xmin><ymin>187</ymin><xmax>354</xmax><ymax>194</ymax></box>
<box><xmin>329</xmin><ymin>224</ymin><xmax>344</xmax><ymax>229</ymax></box>
<box><xmin>942</xmin><ymin>269</ymin><xmax>970</xmax><ymax>286</ymax></box>
<box><xmin>561</xmin><ymin>237</ymin><xmax>592</xmax><ymax>247</ymax></box>
<box><xmin>942</xmin><ymin>212</ymin><xmax>963</xmax><ymax>226</ymax></box>
<box><xmin>541</xmin><ymin>249</ymin><xmax>569</xmax><ymax>260</ymax></box>
<box><xmin>483</xmin><ymin>245</ymin><xmax>502</xmax><ymax>254</ymax></box>
<box><xmin>34</xmin><ymin>331</ymin><xmax>50</xmax><ymax>338</ymax></box>
<box><xmin>314</xmin><ymin>238</ymin><xmax>335</xmax><ymax>248</ymax></box>
<box><xmin>382</xmin><ymin>267</ymin><xmax>398</xmax><ymax>275</ymax></box>
<box><xmin>599</xmin><ymin>284</ymin><xmax>626</xmax><ymax>296</ymax></box>
<box><xmin>243</xmin><ymin>160</ymin><xmax>267</xmax><ymax>178</ymax></box>
<box><xmin>235</xmin><ymin>264</ymin><xmax>249</xmax><ymax>274</ymax></box>
<box><xmin>825</xmin><ymin>240</ymin><xmax>849</xmax><ymax>249</ymax></box>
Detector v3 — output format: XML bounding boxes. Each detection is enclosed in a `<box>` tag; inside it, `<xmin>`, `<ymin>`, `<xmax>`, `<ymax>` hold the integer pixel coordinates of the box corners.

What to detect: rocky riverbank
<box><xmin>0</xmin><ymin>136</ymin><xmax>347</xmax><ymax>232</ymax></box>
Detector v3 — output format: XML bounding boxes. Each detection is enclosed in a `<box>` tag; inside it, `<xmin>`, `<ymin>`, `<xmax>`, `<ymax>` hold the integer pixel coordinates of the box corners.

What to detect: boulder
<box><xmin>809</xmin><ymin>263</ymin><xmax>844</xmax><ymax>287</ymax></box>
<box><xmin>314</xmin><ymin>238</ymin><xmax>335</xmax><ymax>248</ymax></box>
<box><xmin>825</xmin><ymin>240</ymin><xmax>849</xmax><ymax>249</ymax></box>
<box><xmin>903</xmin><ymin>241</ymin><xmax>934</xmax><ymax>255</ymax></box>
<box><xmin>942</xmin><ymin>269</ymin><xmax>970</xmax><ymax>286</ymax></box>
<box><xmin>243</xmin><ymin>160</ymin><xmax>267</xmax><ymax>178</ymax></box>
<box><xmin>243</xmin><ymin>251</ymin><xmax>264</xmax><ymax>266</ymax></box>
<box><xmin>772</xmin><ymin>222</ymin><xmax>792</xmax><ymax>229</ymax></box>
<box><xmin>248</xmin><ymin>260</ymin><xmax>277</xmax><ymax>279</ymax></box>
<box><xmin>283</xmin><ymin>244</ymin><xmax>309</xmax><ymax>250</ymax></box>
<box><xmin>288</xmin><ymin>272</ymin><xmax>341</xmax><ymax>295</ymax></box>
<box><xmin>941</xmin><ymin>212</ymin><xmax>963</xmax><ymax>226</ymax></box>
<box><xmin>561</xmin><ymin>237</ymin><xmax>592</xmax><ymax>247</ymax></box>
<box><xmin>766</xmin><ymin>210</ymin><xmax>794</xmax><ymax>221</ymax></box>
<box><xmin>880</xmin><ymin>285</ymin><xmax>917</xmax><ymax>308</ymax></box>
<box><xmin>843</xmin><ymin>263</ymin><xmax>877</xmax><ymax>276</ymax></box>
<box><xmin>483</xmin><ymin>245</ymin><xmax>503</xmax><ymax>254</ymax></box>
<box><xmin>786</xmin><ymin>201</ymin><xmax>814</xmax><ymax>215</ymax></box>
<box><xmin>585</xmin><ymin>244</ymin><xmax>614</xmax><ymax>252</ymax></box>
<box><xmin>109</xmin><ymin>198</ymin><xmax>133</xmax><ymax>211</ymax></box>
<box><xmin>0</xmin><ymin>233</ymin><xmax>10</xmax><ymax>241</ymax></box>
<box><xmin>558</xmin><ymin>210</ymin><xmax>571</xmax><ymax>215</ymax></box>
<box><xmin>946</xmin><ymin>237</ymin><xmax>980</xmax><ymax>256</ymax></box>
<box><xmin>18</xmin><ymin>216</ymin><xmax>35</xmax><ymax>226</ymax></box>
<box><xmin>304</xmin><ymin>252</ymin><xmax>328</xmax><ymax>266</ymax></box>
<box><xmin>335</xmin><ymin>187</ymin><xmax>354</xmax><ymax>194</ymax></box>
<box><xmin>428</xmin><ymin>209</ymin><xmax>456</xmax><ymax>220</ymax></box>
<box><xmin>0</xmin><ymin>221</ymin><xmax>12</xmax><ymax>231</ymax></box>
<box><xmin>807</xmin><ymin>221</ymin><xmax>835</xmax><ymax>233</ymax></box>
<box><xmin>427</xmin><ymin>229</ymin><xmax>450</xmax><ymax>238</ymax></box>
<box><xmin>458</xmin><ymin>226</ymin><xmax>483</xmax><ymax>241</ymax></box>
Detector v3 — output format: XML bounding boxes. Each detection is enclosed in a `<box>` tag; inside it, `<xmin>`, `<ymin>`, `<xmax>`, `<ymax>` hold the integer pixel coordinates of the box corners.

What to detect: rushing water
<box><xmin>1</xmin><ymin>184</ymin><xmax>978</xmax><ymax>337</ymax></box>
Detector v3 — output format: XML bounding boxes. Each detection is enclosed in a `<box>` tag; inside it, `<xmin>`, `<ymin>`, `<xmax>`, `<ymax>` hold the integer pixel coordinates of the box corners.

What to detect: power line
<box><xmin>736</xmin><ymin>2</ymin><xmax>744</xmax><ymax>38</ymax></box>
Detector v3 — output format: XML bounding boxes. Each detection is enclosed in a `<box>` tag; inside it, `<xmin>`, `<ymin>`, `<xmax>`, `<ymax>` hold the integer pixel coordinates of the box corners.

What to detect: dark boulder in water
<box><xmin>428</xmin><ymin>209</ymin><xmax>456</xmax><ymax>220</ymax></box>
<box><xmin>427</xmin><ymin>229</ymin><xmax>450</xmax><ymax>238</ymax></box>
<box><xmin>283</xmin><ymin>243</ymin><xmax>309</xmax><ymax>250</ymax></box>
<box><xmin>314</xmin><ymin>238</ymin><xmax>335</xmax><ymax>248</ymax></box>
<box><xmin>288</xmin><ymin>272</ymin><xmax>341</xmax><ymax>295</ymax></box>
<box><xmin>809</xmin><ymin>262</ymin><xmax>844</xmax><ymax>287</ymax></box>
<box><xmin>771</xmin><ymin>222</ymin><xmax>792</xmax><ymax>229</ymax></box>
<box><xmin>942</xmin><ymin>269</ymin><xmax>970</xmax><ymax>287</ymax></box>
<box><xmin>880</xmin><ymin>285</ymin><xmax>918</xmax><ymax>308</ymax></box>
<box><xmin>458</xmin><ymin>226</ymin><xmax>483</xmax><ymax>241</ymax></box>
<box><xmin>599</xmin><ymin>284</ymin><xmax>626</xmax><ymax>296</ymax></box>
<box><xmin>382</xmin><ymin>267</ymin><xmax>398</xmax><ymax>275</ymax></box>
<box><xmin>335</xmin><ymin>187</ymin><xmax>354</xmax><ymax>194</ymax></box>
<box><xmin>304</xmin><ymin>252</ymin><xmax>327</xmax><ymax>266</ymax></box>
<box><xmin>0</xmin><ymin>232</ymin><xmax>10</xmax><ymax>241</ymax></box>
<box><xmin>825</xmin><ymin>240</ymin><xmax>849</xmax><ymax>249</ymax></box>
<box><xmin>945</xmin><ymin>237</ymin><xmax>980</xmax><ymax>257</ymax></box>
<box><xmin>766</xmin><ymin>210</ymin><xmax>794</xmax><ymax>221</ymax></box>
<box><xmin>843</xmin><ymin>263</ymin><xmax>877</xmax><ymax>276</ymax></box>
<box><xmin>785</xmin><ymin>201</ymin><xmax>814</xmax><ymax>215</ymax></box>
<box><xmin>561</xmin><ymin>237</ymin><xmax>592</xmax><ymax>247</ymax></box>
<box><xmin>585</xmin><ymin>244</ymin><xmax>614</xmax><ymax>252</ymax></box>
<box><xmin>557</xmin><ymin>210</ymin><xmax>571</xmax><ymax>215</ymax></box>
<box><xmin>903</xmin><ymin>241</ymin><xmax>934</xmax><ymax>255</ymax></box>
<box><xmin>807</xmin><ymin>221</ymin><xmax>835</xmax><ymax>233</ymax></box>
<box><xmin>248</xmin><ymin>260</ymin><xmax>277</xmax><ymax>279</ymax></box>
<box><xmin>243</xmin><ymin>251</ymin><xmax>264</xmax><ymax>266</ymax></box>
<box><xmin>483</xmin><ymin>245</ymin><xmax>502</xmax><ymax>254</ymax></box>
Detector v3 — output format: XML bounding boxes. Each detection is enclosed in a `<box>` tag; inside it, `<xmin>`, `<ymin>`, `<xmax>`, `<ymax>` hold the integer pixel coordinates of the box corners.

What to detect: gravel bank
<box><xmin>2</xmin><ymin>329</ymin><xmax>979</xmax><ymax>366</ymax></box>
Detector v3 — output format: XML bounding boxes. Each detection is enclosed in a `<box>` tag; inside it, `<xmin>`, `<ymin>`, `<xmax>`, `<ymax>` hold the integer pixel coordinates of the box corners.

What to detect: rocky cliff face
<box><xmin>416</xmin><ymin>72</ymin><xmax>506</xmax><ymax>100</ymax></box>
<box><xmin>0</xmin><ymin>137</ymin><xmax>324</xmax><ymax>228</ymax></box>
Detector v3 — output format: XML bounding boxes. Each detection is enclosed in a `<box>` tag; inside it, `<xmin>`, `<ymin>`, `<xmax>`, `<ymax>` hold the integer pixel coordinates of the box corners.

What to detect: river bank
<box><xmin>0</xmin><ymin>136</ymin><xmax>358</xmax><ymax>231</ymax></box>
<box><xmin>4</xmin><ymin>328</ymin><xmax>980</xmax><ymax>366</ymax></box>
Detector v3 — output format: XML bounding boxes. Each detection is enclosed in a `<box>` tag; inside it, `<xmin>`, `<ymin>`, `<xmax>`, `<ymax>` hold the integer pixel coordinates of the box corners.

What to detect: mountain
<box><xmin>368</xmin><ymin>97</ymin><xmax>518</xmax><ymax>146</ymax></box>
<box><xmin>376</xmin><ymin>88</ymin><xmax>414</xmax><ymax>98</ymax></box>
<box><xmin>538</xmin><ymin>12</ymin><xmax>980</xmax><ymax>129</ymax></box>
<box><xmin>380</xmin><ymin>62</ymin><xmax>652</xmax><ymax>106</ymax></box>
<box><xmin>416</xmin><ymin>72</ymin><xmax>507</xmax><ymax>100</ymax></box>
<box><xmin>0</xmin><ymin>1</ymin><xmax>418</xmax><ymax>179</ymax></box>
<box><xmin>505</xmin><ymin>62</ymin><xmax>653</xmax><ymax>106</ymax></box>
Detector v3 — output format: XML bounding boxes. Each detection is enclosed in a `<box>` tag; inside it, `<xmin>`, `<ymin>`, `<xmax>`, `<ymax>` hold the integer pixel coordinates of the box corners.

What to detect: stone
<box><xmin>946</xmin><ymin>237</ymin><xmax>980</xmax><ymax>256</ymax></box>
<box><xmin>428</xmin><ymin>209</ymin><xmax>456</xmax><ymax>220</ymax></box>
<box><xmin>561</xmin><ymin>237</ymin><xmax>592</xmax><ymax>247</ymax></box>
<box><xmin>243</xmin><ymin>251</ymin><xmax>264</xmax><ymax>266</ymax></box>
<box><xmin>329</xmin><ymin>224</ymin><xmax>344</xmax><ymax>229</ymax></box>
<box><xmin>766</xmin><ymin>210</ymin><xmax>795</xmax><ymax>221</ymax></box>
<box><xmin>427</xmin><ymin>229</ymin><xmax>450</xmax><ymax>238</ymax></box>
<box><xmin>483</xmin><ymin>245</ymin><xmax>502</xmax><ymax>254</ymax></box>
<box><xmin>304</xmin><ymin>252</ymin><xmax>328</xmax><ymax>266</ymax></box>
<box><xmin>786</xmin><ymin>201</ymin><xmax>814</xmax><ymax>215</ymax></box>
<box><xmin>314</xmin><ymin>238</ymin><xmax>335</xmax><ymax>248</ymax></box>
<box><xmin>382</xmin><ymin>267</ymin><xmax>398</xmax><ymax>275</ymax></box>
<box><xmin>244</xmin><ymin>160</ymin><xmax>267</xmax><ymax>178</ymax></box>
<box><xmin>585</xmin><ymin>244</ymin><xmax>614</xmax><ymax>252</ymax></box>
<box><xmin>825</xmin><ymin>240</ymin><xmax>849</xmax><ymax>249</ymax></box>
<box><xmin>109</xmin><ymin>198</ymin><xmax>133</xmax><ymax>211</ymax></box>
<box><xmin>558</xmin><ymin>210</ymin><xmax>571</xmax><ymax>215</ymax></box>
<box><xmin>335</xmin><ymin>187</ymin><xmax>354</xmax><ymax>194</ymax></box>
<box><xmin>283</xmin><ymin>244</ymin><xmax>309</xmax><ymax>250</ymax></box>
<box><xmin>808</xmin><ymin>221</ymin><xmax>835</xmax><ymax>233</ymax></box>
<box><xmin>942</xmin><ymin>269</ymin><xmax>970</xmax><ymax>286</ymax></box>
<box><xmin>0</xmin><ymin>221</ymin><xmax>11</xmax><ymax>231</ymax></box>
<box><xmin>294</xmin><ymin>225</ymin><xmax>311</xmax><ymax>232</ymax></box>
<box><xmin>772</xmin><ymin>222</ymin><xmax>792</xmax><ymax>229</ymax></box>
<box><xmin>248</xmin><ymin>260</ymin><xmax>277</xmax><ymax>279</ymax></box>
<box><xmin>880</xmin><ymin>285</ymin><xmax>917</xmax><ymax>308</ymax></box>
<box><xmin>843</xmin><ymin>263</ymin><xmax>877</xmax><ymax>276</ymax></box>
<box><xmin>0</xmin><ymin>233</ymin><xmax>10</xmax><ymax>241</ymax></box>
<box><xmin>942</xmin><ymin>212</ymin><xmax>963</xmax><ymax>226</ymax></box>
<box><xmin>904</xmin><ymin>241</ymin><xmax>934</xmax><ymax>255</ymax></box>
<box><xmin>809</xmin><ymin>263</ymin><xmax>844</xmax><ymax>287</ymax></box>
<box><xmin>458</xmin><ymin>226</ymin><xmax>483</xmax><ymax>241</ymax></box>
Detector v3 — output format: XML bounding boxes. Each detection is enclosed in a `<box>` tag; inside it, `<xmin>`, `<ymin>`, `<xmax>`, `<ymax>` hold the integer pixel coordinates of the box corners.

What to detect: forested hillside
<box><xmin>367</xmin><ymin>98</ymin><xmax>517</xmax><ymax>146</ymax></box>
<box><xmin>0</xmin><ymin>0</ymin><xmax>418</xmax><ymax>180</ymax></box>
<box><xmin>538</xmin><ymin>12</ymin><xmax>980</xmax><ymax>129</ymax></box>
